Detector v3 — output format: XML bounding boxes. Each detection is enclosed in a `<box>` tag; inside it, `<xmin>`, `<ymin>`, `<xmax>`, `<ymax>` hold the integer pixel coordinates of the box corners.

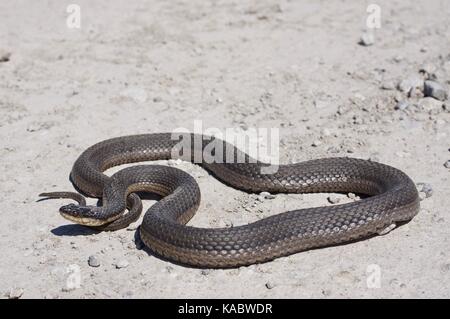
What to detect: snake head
<box><xmin>59</xmin><ymin>203</ymin><xmax>112</xmax><ymax>226</ymax></box>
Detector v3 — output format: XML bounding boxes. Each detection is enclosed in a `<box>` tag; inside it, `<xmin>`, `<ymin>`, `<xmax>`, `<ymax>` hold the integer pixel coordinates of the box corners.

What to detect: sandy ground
<box><xmin>1</xmin><ymin>0</ymin><xmax>449</xmax><ymax>299</ymax></box>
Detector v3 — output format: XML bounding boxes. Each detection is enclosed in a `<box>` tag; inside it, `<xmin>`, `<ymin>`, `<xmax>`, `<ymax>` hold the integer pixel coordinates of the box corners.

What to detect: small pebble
<box><xmin>260</xmin><ymin>191</ymin><xmax>276</xmax><ymax>199</ymax></box>
<box><xmin>8</xmin><ymin>288</ymin><xmax>24</xmax><ymax>299</ymax></box>
<box><xmin>88</xmin><ymin>255</ymin><xmax>100</xmax><ymax>267</ymax></box>
<box><xmin>265</xmin><ymin>281</ymin><xmax>275</xmax><ymax>289</ymax></box>
<box><xmin>0</xmin><ymin>50</ymin><xmax>11</xmax><ymax>62</ymax></box>
<box><xmin>359</xmin><ymin>32</ymin><xmax>374</xmax><ymax>46</ymax></box>
<box><xmin>348</xmin><ymin>193</ymin><xmax>357</xmax><ymax>200</ymax></box>
<box><xmin>381</xmin><ymin>81</ymin><xmax>395</xmax><ymax>90</ymax></box>
<box><xmin>152</xmin><ymin>96</ymin><xmax>162</xmax><ymax>103</ymax></box>
<box><xmin>419</xmin><ymin>192</ymin><xmax>427</xmax><ymax>201</ymax></box>
<box><xmin>201</xmin><ymin>269</ymin><xmax>212</xmax><ymax>276</ymax></box>
<box><xmin>418</xmin><ymin>97</ymin><xmax>443</xmax><ymax>113</ymax></box>
<box><xmin>424</xmin><ymin>80</ymin><xmax>448</xmax><ymax>101</ymax></box>
<box><xmin>115</xmin><ymin>259</ymin><xmax>129</xmax><ymax>269</ymax></box>
<box><xmin>395</xmin><ymin>101</ymin><xmax>410</xmax><ymax>111</ymax></box>
<box><xmin>219</xmin><ymin>219</ymin><xmax>233</xmax><ymax>228</ymax></box>
<box><xmin>394</xmin><ymin>92</ymin><xmax>403</xmax><ymax>102</ymax></box>
<box><xmin>397</xmin><ymin>76</ymin><xmax>423</xmax><ymax>93</ymax></box>
<box><xmin>419</xmin><ymin>63</ymin><xmax>436</xmax><ymax>76</ymax></box>
<box><xmin>416</xmin><ymin>183</ymin><xmax>433</xmax><ymax>198</ymax></box>
<box><xmin>321</xmin><ymin>128</ymin><xmax>331</xmax><ymax>137</ymax></box>
<box><xmin>393</xmin><ymin>56</ymin><xmax>403</xmax><ymax>63</ymax></box>
<box><xmin>444</xmin><ymin>160</ymin><xmax>450</xmax><ymax>169</ymax></box>
<box><xmin>126</xmin><ymin>224</ymin><xmax>138</xmax><ymax>231</ymax></box>
<box><xmin>311</xmin><ymin>140</ymin><xmax>322</xmax><ymax>147</ymax></box>
<box><xmin>327</xmin><ymin>195</ymin><xmax>341</xmax><ymax>204</ymax></box>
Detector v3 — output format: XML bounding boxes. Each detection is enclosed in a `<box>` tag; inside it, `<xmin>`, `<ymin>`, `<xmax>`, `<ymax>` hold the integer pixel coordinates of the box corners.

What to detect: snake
<box><xmin>40</xmin><ymin>133</ymin><xmax>420</xmax><ymax>268</ymax></box>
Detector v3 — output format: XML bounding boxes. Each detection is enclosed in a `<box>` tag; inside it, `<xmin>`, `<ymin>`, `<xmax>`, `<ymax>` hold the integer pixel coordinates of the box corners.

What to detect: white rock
<box><xmin>397</xmin><ymin>76</ymin><xmax>424</xmax><ymax>93</ymax></box>
<box><xmin>359</xmin><ymin>32</ymin><xmax>375</xmax><ymax>46</ymax></box>
<box><xmin>419</xmin><ymin>63</ymin><xmax>437</xmax><ymax>75</ymax></box>
<box><xmin>444</xmin><ymin>160</ymin><xmax>450</xmax><ymax>169</ymax></box>
<box><xmin>115</xmin><ymin>259</ymin><xmax>129</xmax><ymax>269</ymax></box>
<box><xmin>381</xmin><ymin>81</ymin><xmax>396</xmax><ymax>90</ymax></box>
<box><xmin>88</xmin><ymin>255</ymin><xmax>100</xmax><ymax>267</ymax></box>
<box><xmin>416</xmin><ymin>183</ymin><xmax>433</xmax><ymax>198</ymax></box>
<box><xmin>260</xmin><ymin>191</ymin><xmax>276</xmax><ymax>199</ymax></box>
<box><xmin>418</xmin><ymin>97</ymin><xmax>443</xmax><ymax>113</ymax></box>
<box><xmin>265</xmin><ymin>281</ymin><xmax>276</xmax><ymax>289</ymax></box>
<box><xmin>393</xmin><ymin>56</ymin><xmax>403</xmax><ymax>63</ymax></box>
<box><xmin>395</xmin><ymin>101</ymin><xmax>410</xmax><ymax>111</ymax></box>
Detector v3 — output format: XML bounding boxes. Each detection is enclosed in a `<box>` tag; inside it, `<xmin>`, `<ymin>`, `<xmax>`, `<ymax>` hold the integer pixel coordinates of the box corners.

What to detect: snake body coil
<box><xmin>41</xmin><ymin>133</ymin><xmax>420</xmax><ymax>268</ymax></box>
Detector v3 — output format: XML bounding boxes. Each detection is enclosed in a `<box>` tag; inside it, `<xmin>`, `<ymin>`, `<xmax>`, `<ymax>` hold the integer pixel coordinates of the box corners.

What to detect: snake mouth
<box><xmin>59</xmin><ymin>203</ymin><xmax>120</xmax><ymax>226</ymax></box>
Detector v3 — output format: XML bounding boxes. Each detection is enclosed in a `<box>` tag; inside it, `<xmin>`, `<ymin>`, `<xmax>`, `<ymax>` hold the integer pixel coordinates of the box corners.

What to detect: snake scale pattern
<box><xmin>40</xmin><ymin>133</ymin><xmax>420</xmax><ymax>268</ymax></box>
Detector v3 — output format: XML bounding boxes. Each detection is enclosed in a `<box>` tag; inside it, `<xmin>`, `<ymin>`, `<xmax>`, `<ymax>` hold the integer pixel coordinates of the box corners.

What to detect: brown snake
<box><xmin>40</xmin><ymin>133</ymin><xmax>420</xmax><ymax>268</ymax></box>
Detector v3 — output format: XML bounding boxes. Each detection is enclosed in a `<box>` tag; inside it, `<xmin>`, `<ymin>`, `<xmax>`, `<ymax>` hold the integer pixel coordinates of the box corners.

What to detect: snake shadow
<box><xmin>51</xmin><ymin>224</ymin><xmax>100</xmax><ymax>237</ymax></box>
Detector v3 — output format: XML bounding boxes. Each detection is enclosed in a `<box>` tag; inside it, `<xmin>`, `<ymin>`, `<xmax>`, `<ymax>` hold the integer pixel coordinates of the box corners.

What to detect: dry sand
<box><xmin>0</xmin><ymin>0</ymin><xmax>449</xmax><ymax>298</ymax></box>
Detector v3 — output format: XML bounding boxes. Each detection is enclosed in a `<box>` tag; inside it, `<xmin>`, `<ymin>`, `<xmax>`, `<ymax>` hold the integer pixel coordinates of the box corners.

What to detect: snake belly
<box><xmin>58</xmin><ymin>133</ymin><xmax>420</xmax><ymax>268</ymax></box>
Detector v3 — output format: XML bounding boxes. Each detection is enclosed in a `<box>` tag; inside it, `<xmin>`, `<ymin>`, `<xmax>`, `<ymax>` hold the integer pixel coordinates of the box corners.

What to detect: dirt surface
<box><xmin>1</xmin><ymin>0</ymin><xmax>449</xmax><ymax>298</ymax></box>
